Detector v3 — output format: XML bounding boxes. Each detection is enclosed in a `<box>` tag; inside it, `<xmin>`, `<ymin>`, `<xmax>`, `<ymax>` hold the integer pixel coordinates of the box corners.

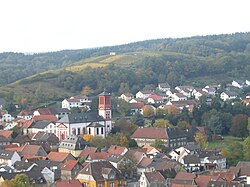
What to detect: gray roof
<box><xmin>87</xmin><ymin>122</ymin><xmax>104</xmax><ymax>128</ymax></box>
<box><xmin>59</xmin><ymin>135</ymin><xmax>88</xmax><ymax>150</ymax></box>
<box><xmin>30</xmin><ymin>120</ymin><xmax>52</xmax><ymax>129</ymax></box>
<box><xmin>0</xmin><ymin>135</ymin><xmax>10</xmax><ymax>143</ymax></box>
<box><xmin>32</xmin><ymin>132</ymin><xmax>59</xmax><ymax>144</ymax></box>
<box><xmin>58</xmin><ymin>112</ymin><xmax>104</xmax><ymax>123</ymax></box>
<box><xmin>0</xmin><ymin>150</ymin><xmax>17</xmax><ymax>159</ymax></box>
<box><xmin>13</xmin><ymin>161</ymin><xmax>36</xmax><ymax>171</ymax></box>
<box><xmin>166</xmin><ymin>127</ymin><xmax>187</xmax><ymax>139</ymax></box>
<box><xmin>35</xmin><ymin>160</ymin><xmax>63</xmax><ymax>168</ymax></box>
<box><xmin>48</xmin><ymin>107</ymin><xmax>70</xmax><ymax>114</ymax></box>
<box><xmin>183</xmin><ymin>155</ymin><xmax>200</xmax><ymax>164</ymax></box>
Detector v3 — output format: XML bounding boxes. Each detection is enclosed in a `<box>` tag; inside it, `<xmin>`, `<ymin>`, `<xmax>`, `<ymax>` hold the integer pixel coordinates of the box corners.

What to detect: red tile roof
<box><xmin>211</xmin><ymin>171</ymin><xmax>235</xmax><ymax>182</ymax></box>
<box><xmin>17</xmin><ymin>109</ymin><xmax>33</xmax><ymax>116</ymax></box>
<box><xmin>129</xmin><ymin>102</ymin><xmax>144</xmax><ymax>109</ymax></box>
<box><xmin>32</xmin><ymin>115</ymin><xmax>57</xmax><ymax>123</ymax></box>
<box><xmin>79</xmin><ymin>147</ymin><xmax>97</xmax><ymax>158</ymax></box>
<box><xmin>144</xmin><ymin>171</ymin><xmax>165</xmax><ymax>183</ymax></box>
<box><xmin>195</xmin><ymin>175</ymin><xmax>220</xmax><ymax>187</ymax></box>
<box><xmin>171</xmin><ymin>184</ymin><xmax>197</xmax><ymax>187</ymax></box>
<box><xmin>88</xmin><ymin>152</ymin><xmax>109</xmax><ymax>161</ymax></box>
<box><xmin>175</xmin><ymin>172</ymin><xmax>196</xmax><ymax>180</ymax></box>
<box><xmin>0</xmin><ymin>130</ymin><xmax>13</xmax><ymax>139</ymax></box>
<box><xmin>148</xmin><ymin>94</ymin><xmax>163</xmax><ymax>101</ymax></box>
<box><xmin>131</xmin><ymin>127</ymin><xmax>168</xmax><ymax>139</ymax></box>
<box><xmin>60</xmin><ymin>160</ymin><xmax>79</xmax><ymax>171</ymax></box>
<box><xmin>21</xmin><ymin>120</ymin><xmax>33</xmax><ymax>128</ymax></box>
<box><xmin>35</xmin><ymin>108</ymin><xmax>52</xmax><ymax>115</ymax></box>
<box><xmin>47</xmin><ymin>152</ymin><xmax>74</xmax><ymax>162</ymax></box>
<box><xmin>138</xmin><ymin>157</ymin><xmax>153</xmax><ymax>168</ymax></box>
<box><xmin>55</xmin><ymin>180</ymin><xmax>82</xmax><ymax>187</ymax></box>
<box><xmin>5</xmin><ymin>145</ymin><xmax>24</xmax><ymax>152</ymax></box>
<box><xmin>21</xmin><ymin>144</ymin><xmax>44</xmax><ymax>156</ymax></box>
<box><xmin>107</xmin><ymin>145</ymin><xmax>127</xmax><ymax>155</ymax></box>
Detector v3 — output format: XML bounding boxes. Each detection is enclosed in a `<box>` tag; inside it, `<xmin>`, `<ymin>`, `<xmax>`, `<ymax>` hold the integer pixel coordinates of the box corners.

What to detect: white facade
<box><xmin>136</xmin><ymin>91</ymin><xmax>151</xmax><ymax>99</ymax></box>
<box><xmin>220</xmin><ymin>92</ymin><xmax>237</xmax><ymax>101</ymax></box>
<box><xmin>29</xmin><ymin>122</ymin><xmax>56</xmax><ymax>135</ymax></box>
<box><xmin>0</xmin><ymin>151</ymin><xmax>21</xmax><ymax>166</ymax></box>
<box><xmin>170</xmin><ymin>93</ymin><xmax>187</xmax><ymax>101</ymax></box>
<box><xmin>1</xmin><ymin>114</ymin><xmax>14</xmax><ymax>122</ymax></box>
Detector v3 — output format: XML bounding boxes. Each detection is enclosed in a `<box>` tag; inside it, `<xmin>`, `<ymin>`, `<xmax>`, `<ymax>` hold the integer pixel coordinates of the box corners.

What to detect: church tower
<box><xmin>98</xmin><ymin>91</ymin><xmax>112</xmax><ymax>120</ymax></box>
<box><xmin>98</xmin><ymin>91</ymin><xmax>112</xmax><ymax>133</ymax></box>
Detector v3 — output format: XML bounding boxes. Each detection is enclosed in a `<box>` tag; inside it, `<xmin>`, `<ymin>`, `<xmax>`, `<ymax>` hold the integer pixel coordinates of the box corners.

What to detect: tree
<box><xmin>128</xmin><ymin>139</ymin><xmax>138</xmax><ymax>148</ymax></box>
<box><xmin>118</xmin><ymin>82</ymin><xmax>130</xmax><ymax>94</ymax></box>
<box><xmin>167</xmin><ymin>71</ymin><xmax>179</xmax><ymax>88</ymax></box>
<box><xmin>243</xmin><ymin>136</ymin><xmax>250</xmax><ymax>161</ymax></box>
<box><xmin>194</xmin><ymin>132</ymin><xmax>208</xmax><ymax>150</ymax></box>
<box><xmin>81</xmin><ymin>86</ymin><xmax>93</xmax><ymax>96</ymax></box>
<box><xmin>131</xmin><ymin>112</ymin><xmax>144</xmax><ymax>126</ymax></box>
<box><xmin>248</xmin><ymin>117</ymin><xmax>250</xmax><ymax>135</ymax></box>
<box><xmin>222</xmin><ymin>142</ymin><xmax>244</xmax><ymax>166</ymax></box>
<box><xmin>230</xmin><ymin>114</ymin><xmax>248</xmax><ymax>139</ymax></box>
<box><xmin>151</xmin><ymin>139</ymin><xmax>165</xmax><ymax>151</ymax></box>
<box><xmin>156</xmin><ymin>108</ymin><xmax>168</xmax><ymax>118</ymax></box>
<box><xmin>11</xmin><ymin>174</ymin><xmax>29</xmax><ymax>187</ymax></box>
<box><xmin>153</xmin><ymin>119</ymin><xmax>171</xmax><ymax>128</ymax></box>
<box><xmin>117</xmin><ymin>99</ymin><xmax>130</xmax><ymax>116</ymax></box>
<box><xmin>83</xmin><ymin>134</ymin><xmax>93</xmax><ymax>142</ymax></box>
<box><xmin>120</xmin><ymin>134</ymin><xmax>128</xmax><ymax>147</ymax></box>
<box><xmin>165</xmin><ymin>106</ymin><xmax>179</xmax><ymax>117</ymax></box>
<box><xmin>177</xmin><ymin>120</ymin><xmax>191</xmax><ymax>131</ymax></box>
<box><xmin>143</xmin><ymin>105</ymin><xmax>155</xmax><ymax>118</ymax></box>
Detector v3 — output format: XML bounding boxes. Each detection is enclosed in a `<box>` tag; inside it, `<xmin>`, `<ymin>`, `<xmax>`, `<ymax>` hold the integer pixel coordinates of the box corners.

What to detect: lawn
<box><xmin>208</xmin><ymin>135</ymin><xmax>243</xmax><ymax>150</ymax></box>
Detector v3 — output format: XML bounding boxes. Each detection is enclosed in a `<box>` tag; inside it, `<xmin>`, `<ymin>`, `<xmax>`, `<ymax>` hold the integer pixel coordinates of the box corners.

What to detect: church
<box><xmin>55</xmin><ymin>91</ymin><xmax>112</xmax><ymax>141</ymax></box>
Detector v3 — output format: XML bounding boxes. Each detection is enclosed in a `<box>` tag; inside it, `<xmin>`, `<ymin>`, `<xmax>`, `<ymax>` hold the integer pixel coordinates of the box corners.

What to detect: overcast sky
<box><xmin>0</xmin><ymin>0</ymin><xmax>250</xmax><ymax>53</ymax></box>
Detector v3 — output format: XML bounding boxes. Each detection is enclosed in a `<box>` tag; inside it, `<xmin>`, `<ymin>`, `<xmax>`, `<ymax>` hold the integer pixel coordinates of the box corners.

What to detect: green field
<box><xmin>208</xmin><ymin>136</ymin><xmax>243</xmax><ymax>150</ymax></box>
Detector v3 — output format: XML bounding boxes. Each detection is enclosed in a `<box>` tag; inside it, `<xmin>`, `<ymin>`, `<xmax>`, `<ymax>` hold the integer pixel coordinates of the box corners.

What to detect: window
<box><xmin>78</xmin><ymin>128</ymin><xmax>81</xmax><ymax>135</ymax></box>
<box><xmin>101</xmin><ymin>128</ymin><xmax>104</xmax><ymax>134</ymax></box>
<box><xmin>109</xmin><ymin>182</ymin><xmax>115</xmax><ymax>187</ymax></box>
<box><xmin>97</xmin><ymin>128</ymin><xmax>99</xmax><ymax>135</ymax></box>
<box><xmin>88</xmin><ymin>128</ymin><xmax>91</xmax><ymax>134</ymax></box>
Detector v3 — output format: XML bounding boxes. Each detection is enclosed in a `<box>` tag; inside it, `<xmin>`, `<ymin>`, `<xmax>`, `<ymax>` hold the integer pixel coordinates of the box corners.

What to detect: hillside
<box><xmin>1</xmin><ymin>32</ymin><xmax>250</xmax><ymax>102</ymax></box>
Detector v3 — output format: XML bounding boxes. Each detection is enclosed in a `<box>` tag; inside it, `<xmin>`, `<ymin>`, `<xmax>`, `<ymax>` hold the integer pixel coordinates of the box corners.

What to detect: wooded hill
<box><xmin>0</xmin><ymin>32</ymin><xmax>250</xmax><ymax>102</ymax></box>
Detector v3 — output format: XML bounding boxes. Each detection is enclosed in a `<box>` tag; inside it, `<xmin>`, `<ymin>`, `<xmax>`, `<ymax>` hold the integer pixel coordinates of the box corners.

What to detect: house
<box><xmin>137</xmin><ymin>157</ymin><xmax>153</xmax><ymax>175</ymax></box>
<box><xmin>107</xmin><ymin>145</ymin><xmax>128</xmax><ymax>156</ymax></box>
<box><xmin>131</xmin><ymin>127</ymin><xmax>187</xmax><ymax>148</ymax></box>
<box><xmin>195</xmin><ymin>175</ymin><xmax>220</xmax><ymax>187</ymax></box>
<box><xmin>232</xmin><ymin>80</ymin><xmax>248</xmax><ymax>89</ymax></box>
<box><xmin>0</xmin><ymin>135</ymin><xmax>11</xmax><ymax>147</ymax></box>
<box><xmin>158</xmin><ymin>83</ymin><xmax>171</xmax><ymax>92</ymax></box>
<box><xmin>136</xmin><ymin>90</ymin><xmax>152</xmax><ymax>99</ymax></box>
<box><xmin>169</xmin><ymin>147</ymin><xmax>190</xmax><ymax>163</ymax></box>
<box><xmin>220</xmin><ymin>91</ymin><xmax>238</xmax><ymax>101</ymax></box>
<box><xmin>175</xmin><ymin>86</ymin><xmax>194</xmax><ymax>98</ymax></box>
<box><xmin>56</xmin><ymin>91</ymin><xmax>112</xmax><ymax>141</ymax></box>
<box><xmin>60</xmin><ymin>160</ymin><xmax>84</xmax><ymax>180</ymax></box>
<box><xmin>0</xmin><ymin>130</ymin><xmax>13</xmax><ymax>141</ymax></box>
<box><xmin>32</xmin><ymin>114</ymin><xmax>58</xmax><ymax>123</ymax></box>
<box><xmin>129</xmin><ymin>98</ymin><xmax>145</xmax><ymax>103</ymax></box>
<box><xmin>170</xmin><ymin>93</ymin><xmax>187</xmax><ymax>101</ymax></box>
<box><xmin>166</xmin><ymin>100</ymin><xmax>197</xmax><ymax>112</ymax></box>
<box><xmin>86</xmin><ymin>152</ymin><xmax>109</xmax><ymax>162</ymax></box>
<box><xmin>17</xmin><ymin>109</ymin><xmax>33</xmax><ymax>120</ymax></box>
<box><xmin>192</xmin><ymin>89</ymin><xmax>209</xmax><ymax>100</ymax></box>
<box><xmin>28</xmin><ymin>120</ymin><xmax>56</xmax><ymax>135</ymax></box>
<box><xmin>32</xmin><ymin>132</ymin><xmax>59</xmax><ymax>146</ymax></box>
<box><xmin>0</xmin><ymin>150</ymin><xmax>21</xmax><ymax>166</ymax></box>
<box><xmin>58</xmin><ymin>135</ymin><xmax>88</xmax><ymax>157</ymax></box>
<box><xmin>1</xmin><ymin>113</ymin><xmax>14</xmax><ymax>122</ymax></box>
<box><xmin>202</xmin><ymin>87</ymin><xmax>216</xmax><ymax>96</ymax></box>
<box><xmin>142</xmin><ymin>145</ymin><xmax>160</xmax><ymax>156</ymax></box>
<box><xmin>139</xmin><ymin>171</ymin><xmax>166</xmax><ymax>187</ymax></box>
<box><xmin>47</xmin><ymin>152</ymin><xmax>76</xmax><ymax>163</ymax></box>
<box><xmin>129</xmin><ymin>102</ymin><xmax>144</xmax><ymax>115</ymax></box>
<box><xmin>78</xmin><ymin>147</ymin><xmax>97</xmax><ymax>159</ymax></box>
<box><xmin>147</xmin><ymin>94</ymin><xmax>164</xmax><ymax>104</ymax></box>
<box><xmin>12</xmin><ymin>134</ymin><xmax>32</xmax><ymax>146</ymax></box>
<box><xmin>76</xmin><ymin>161</ymin><xmax>125</xmax><ymax>187</ymax></box>
<box><xmin>20</xmin><ymin>144</ymin><xmax>47</xmax><ymax>158</ymax></box>
<box><xmin>55</xmin><ymin>179</ymin><xmax>83</xmax><ymax>187</ymax></box>
<box><xmin>180</xmin><ymin>154</ymin><xmax>201</xmax><ymax>172</ymax></box>
<box><xmin>62</xmin><ymin>95</ymin><xmax>92</xmax><ymax>110</ymax></box>
<box><xmin>118</xmin><ymin>93</ymin><xmax>134</xmax><ymax>102</ymax></box>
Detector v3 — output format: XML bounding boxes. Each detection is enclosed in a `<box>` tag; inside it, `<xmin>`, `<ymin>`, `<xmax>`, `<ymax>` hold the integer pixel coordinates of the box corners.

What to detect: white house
<box><xmin>28</xmin><ymin>120</ymin><xmax>56</xmax><ymax>135</ymax></box>
<box><xmin>1</xmin><ymin>113</ymin><xmax>14</xmax><ymax>122</ymax></box>
<box><xmin>147</xmin><ymin>94</ymin><xmax>163</xmax><ymax>104</ymax></box>
<box><xmin>232</xmin><ymin>80</ymin><xmax>247</xmax><ymax>89</ymax></box>
<box><xmin>202</xmin><ymin>87</ymin><xmax>216</xmax><ymax>96</ymax></box>
<box><xmin>0</xmin><ymin>150</ymin><xmax>21</xmax><ymax>166</ymax></box>
<box><xmin>175</xmin><ymin>86</ymin><xmax>194</xmax><ymax>98</ymax></box>
<box><xmin>62</xmin><ymin>95</ymin><xmax>92</xmax><ymax>110</ymax></box>
<box><xmin>86</xmin><ymin>122</ymin><xmax>106</xmax><ymax>138</ymax></box>
<box><xmin>139</xmin><ymin>171</ymin><xmax>165</xmax><ymax>187</ymax></box>
<box><xmin>220</xmin><ymin>91</ymin><xmax>238</xmax><ymax>101</ymax></box>
<box><xmin>136</xmin><ymin>91</ymin><xmax>152</xmax><ymax>99</ymax></box>
<box><xmin>118</xmin><ymin>93</ymin><xmax>134</xmax><ymax>102</ymax></box>
<box><xmin>17</xmin><ymin>109</ymin><xmax>33</xmax><ymax>120</ymax></box>
<box><xmin>170</xmin><ymin>93</ymin><xmax>187</xmax><ymax>101</ymax></box>
<box><xmin>158</xmin><ymin>83</ymin><xmax>171</xmax><ymax>92</ymax></box>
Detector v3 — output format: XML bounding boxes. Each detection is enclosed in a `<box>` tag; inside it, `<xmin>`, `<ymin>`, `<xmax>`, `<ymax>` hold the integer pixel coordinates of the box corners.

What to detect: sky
<box><xmin>0</xmin><ymin>0</ymin><xmax>250</xmax><ymax>53</ymax></box>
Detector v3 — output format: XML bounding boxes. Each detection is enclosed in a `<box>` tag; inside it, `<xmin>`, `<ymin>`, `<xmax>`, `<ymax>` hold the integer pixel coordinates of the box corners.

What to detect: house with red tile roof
<box><xmin>32</xmin><ymin>115</ymin><xmax>57</xmax><ymax>123</ymax></box>
<box><xmin>60</xmin><ymin>160</ymin><xmax>83</xmax><ymax>180</ymax></box>
<box><xmin>62</xmin><ymin>95</ymin><xmax>92</xmax><ymax>110</ymax></box>
<box><xmin>47</xmin><ymin>152</ymin><xmax>76</xmax><ymax>163</ymax></box>
<box><xmin>55</xmin><ymin>179</ymin><xmax>82</xmax><ymax>187</ymax></box>
<box><xmin>20</xmin><ymin>144</ymin><xmax>47</xmax><ymax>158</ymax></box>
<box><xmin>78</xmin><ymin>147</ymin><xmax>97</xmax><ymax>159</ymax></box>
<box><xmin>17</xmin><ymin>109</ymin><xmax>33</xmax><ymax>120</ymax></box>
<box><xmin>142</xmin><ymin>145</ymin><xmax>160</xmax><ymax>156</ymax></box>
<box><xmin>86</xmin><ymin>152</ymin><xmax>109</xmax><ymax>162</ymax></box>
<box><xmin>107</xmin><ymin>145</ymin><xmax>128</xmax><ymax>156</ymax></box>
<box><xmin>147</xmin><ymin>94</ymin><xmax>164</xmax><ymax>104</ymax></box>
<box><xmin>0</xmin><ymin>130</ymin><xmax>13</xmax><ymax>140</ymax></box>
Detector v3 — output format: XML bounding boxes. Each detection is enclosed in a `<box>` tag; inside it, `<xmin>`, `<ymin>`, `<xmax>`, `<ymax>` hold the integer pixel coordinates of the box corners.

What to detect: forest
<box><xmin>0</xmin><ymin>32</ymin><xmax>250</xmax><ymax>101</ymax></box>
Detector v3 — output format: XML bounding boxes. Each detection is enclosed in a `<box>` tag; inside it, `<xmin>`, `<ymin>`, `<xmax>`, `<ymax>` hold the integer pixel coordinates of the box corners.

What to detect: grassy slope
<box><xmin>208</xmin><ymin>136</ymin><xmax>243</xmax><ymax>150</ymax></box>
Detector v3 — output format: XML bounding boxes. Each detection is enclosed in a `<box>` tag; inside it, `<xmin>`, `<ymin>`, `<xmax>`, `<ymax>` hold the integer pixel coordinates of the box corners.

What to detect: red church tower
<box><xmin>98</xmin><ymin>91</ymin><xmax>112</xmax><ymax>120</ymax></box>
